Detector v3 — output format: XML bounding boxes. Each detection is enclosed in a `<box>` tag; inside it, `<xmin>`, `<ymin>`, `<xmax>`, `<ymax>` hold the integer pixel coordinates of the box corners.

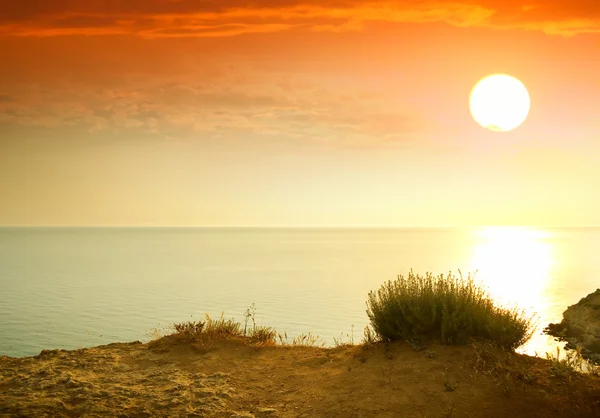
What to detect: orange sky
<box><xmin>1</xmin><ymin>0</ymin><xmax>599</xmax><ymax>226</ymax></box>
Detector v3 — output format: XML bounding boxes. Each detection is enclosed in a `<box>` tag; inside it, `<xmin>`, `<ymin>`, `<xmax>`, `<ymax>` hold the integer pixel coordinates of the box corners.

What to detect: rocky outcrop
<box><xmin>545</xmin><ymin>289</ymin><xmax>600</xmax><ymax>365</ymax></box>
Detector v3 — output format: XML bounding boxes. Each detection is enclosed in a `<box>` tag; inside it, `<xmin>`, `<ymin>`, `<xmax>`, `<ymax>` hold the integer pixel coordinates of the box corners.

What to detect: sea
<box><xmin>1</xmin><ymin>227</ymin><xmax>598</xmax><ymax>360</ymax></box>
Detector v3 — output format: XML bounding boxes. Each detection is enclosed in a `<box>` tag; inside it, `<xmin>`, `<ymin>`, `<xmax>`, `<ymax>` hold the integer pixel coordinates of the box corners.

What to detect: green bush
<box><xmin>366</xmin><ymin>270</ymin><xmax>535</xmax><ymax>349</ymax></box>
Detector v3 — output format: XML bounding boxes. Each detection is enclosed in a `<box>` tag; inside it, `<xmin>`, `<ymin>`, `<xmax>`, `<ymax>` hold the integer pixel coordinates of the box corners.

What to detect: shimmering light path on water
<box><xmin>1</xmin><ymin>227</ymin><xmax>598</xmax><ymax>359</ymax></box>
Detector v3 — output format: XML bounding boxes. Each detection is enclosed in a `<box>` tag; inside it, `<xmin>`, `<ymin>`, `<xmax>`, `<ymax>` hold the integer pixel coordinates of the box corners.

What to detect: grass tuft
<box><xmin>171</xmin><ymin>304</ymin><xmax>326</xmax><ymax>348</ymax></box>
<box><xmin>249</xmin><ymin>326</ymin><xmax>278</xmax><ymax>345</ymax></box>
<box><xmin>279</xmin><ymin>332</ymin><xmax>326</xmax><ymax>347</ymax></box>
<box><xmin>546</xmin><ymin>346</ymin><xmax>584</xmax><ymax>377</ymax></box>
<box><xmin>333</xmin><ymin>325</ymin><xmax>355</xmax><ymax>347</ymax></box>
<box><xmin>203</xmin><ymin>312</ymin><xmax>243</xmax><ymax>337</ymax></box>
<box><xmin>171</xmin><ymin>312</ymin><xmax>242</xmax><ymax>343</ymax></box>
<box><xmin>362</xmin><ymin>325</ymin><xmax>376</xmax><ymax>345</ymax></box>
<box><xmin>173</xmin><ymin>321</ymin><xmax>205</xmax><ymax>340</ymax></box>
<box><xmin>366</xmin><ymin>270</ymin><xmax>536</xmax><ymax>349</ymax></box>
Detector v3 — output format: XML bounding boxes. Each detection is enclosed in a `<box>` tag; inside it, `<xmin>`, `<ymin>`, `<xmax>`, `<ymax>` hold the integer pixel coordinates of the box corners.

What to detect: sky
<box><xmin>1</xmin><ymin>0</ymin><xmax>599</xmax><ymax>227</ymax></box>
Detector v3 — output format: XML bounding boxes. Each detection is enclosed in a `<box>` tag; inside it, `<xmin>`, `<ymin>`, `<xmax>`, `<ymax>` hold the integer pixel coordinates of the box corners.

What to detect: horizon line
<box><xmin>0</xmin><ymin>225</ymin><xmax>598</xmax><ymax>229</ymax></box>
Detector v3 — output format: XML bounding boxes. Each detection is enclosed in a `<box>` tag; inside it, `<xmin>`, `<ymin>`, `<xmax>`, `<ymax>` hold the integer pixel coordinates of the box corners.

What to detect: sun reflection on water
<box><xmin>470</xmin><ymin>226</ymin><xmax>558</xmax><ymax>357</ymax></box>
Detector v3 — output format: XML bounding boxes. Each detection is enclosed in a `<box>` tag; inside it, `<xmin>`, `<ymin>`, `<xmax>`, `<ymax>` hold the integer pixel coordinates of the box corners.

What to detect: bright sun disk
<box><xmin>469</xmin><ymin>74</ymin><xmax>531</xmax><ymax>132</ymax></box>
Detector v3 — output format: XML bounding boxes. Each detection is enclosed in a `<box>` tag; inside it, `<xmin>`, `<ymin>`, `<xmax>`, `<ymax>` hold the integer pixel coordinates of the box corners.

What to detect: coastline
<box><xmin>545</xmin><ymin>289</ymin><xmax>600</xmax><ymax>365</ymax></box>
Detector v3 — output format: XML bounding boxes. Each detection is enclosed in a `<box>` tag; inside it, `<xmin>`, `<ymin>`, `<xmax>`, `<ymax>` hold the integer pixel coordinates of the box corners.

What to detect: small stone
<box><xmin>230</xmin><ymin>412</ymin><xmax>255</xmax><ymax>418</ymax></box>
<box><xmin>256</xmin><ymin>407</ymin><xmax>278</xmax><ymax>417</ymax></box>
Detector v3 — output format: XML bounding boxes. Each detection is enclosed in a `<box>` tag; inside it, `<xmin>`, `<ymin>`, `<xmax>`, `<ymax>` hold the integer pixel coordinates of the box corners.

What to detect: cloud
<box><xmin>0</xmin><ymin>80</ymin><xmax>422</xmax><ymax>147</ymax></box>
<box><xmin>0</xmin><ymin>0</ymin><xmax>599</xmax><ymax>38</ymax></box>
<box><xmin>0</xmin><ymin>94</ymin><xmax>13</xmax><ymax>103</ymax></box>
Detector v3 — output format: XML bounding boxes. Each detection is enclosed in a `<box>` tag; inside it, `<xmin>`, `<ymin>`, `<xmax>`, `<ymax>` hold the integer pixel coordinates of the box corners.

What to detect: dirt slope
<box><xmin>1</xmin><ymin>335</ymin><xmax>600</xmax><ymax>418</ymax></box>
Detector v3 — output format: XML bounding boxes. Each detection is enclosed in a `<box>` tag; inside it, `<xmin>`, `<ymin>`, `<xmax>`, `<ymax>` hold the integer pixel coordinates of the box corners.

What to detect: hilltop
<box><xmin>1</xmin><ymin>333</ymin><xmax>600</xmax><ymax>418</ymax></box>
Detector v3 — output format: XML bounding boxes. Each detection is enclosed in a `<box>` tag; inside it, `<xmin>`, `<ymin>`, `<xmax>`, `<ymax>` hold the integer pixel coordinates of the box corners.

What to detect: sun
<box><xmin>469</xmin><ymin>74</ymin><xmax>531</xmax><ymax>132</ymax></box>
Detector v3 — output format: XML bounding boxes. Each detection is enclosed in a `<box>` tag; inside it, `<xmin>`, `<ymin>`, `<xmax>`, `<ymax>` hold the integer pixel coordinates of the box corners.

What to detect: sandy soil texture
<box><xmin>1</xmin><ymin>335</ymin><xmax>600</xmax><ymax>417</ymax></box>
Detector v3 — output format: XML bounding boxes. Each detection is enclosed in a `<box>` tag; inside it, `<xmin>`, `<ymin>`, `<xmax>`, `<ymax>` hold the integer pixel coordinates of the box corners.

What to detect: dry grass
<box><xmin>170</xmin><ymin>270</ymin><xmax>537</xmax><ymax>354</ymax></box>
<box><xmin>167</xmin><ymin>288</ymin><xmax>599</xmax><ymax>398</ymax></box>
<box><xmin>171</xmin><ymin>304</ymin><xmax>327</xmax><ymax>348</ymax></box>
<box><xmin>167</xmin><ymin>303</ymin><xmax>599</xmax><ymax>405</ymax></box>
<box><xmin>544</xmin><ymin>345</ymin><xmax>600</xmax><ymax>377</ymax></box>
<box><xmin>4</xmin><ymin>313</ymin><xmax>600</xmax><ymax>417</ymax></box>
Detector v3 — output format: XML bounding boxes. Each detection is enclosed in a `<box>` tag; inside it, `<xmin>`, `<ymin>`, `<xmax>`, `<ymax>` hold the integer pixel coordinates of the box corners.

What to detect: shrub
<box><xmin>172</xmin><ymin>312</ymin><xmax>242</xmax><ymax>341</ymax></box>
<box><xmin>249</xmin><ymin>326</ymin><xmax>278</xmax><ymax>345</ymax></box>
<box><xmin>173</xmin><ymin>321</ymin><xmax>205</xmax><ymax>340</ymax></box>
<box><xmin>365</xmin><ymin>270</ymin><xmax>535</xmax><ymax>349</ymax></box>
<box><xmin>202</xmin><ymin>312</ymin><xmax>242</xmax><ymax>337</ymax></box>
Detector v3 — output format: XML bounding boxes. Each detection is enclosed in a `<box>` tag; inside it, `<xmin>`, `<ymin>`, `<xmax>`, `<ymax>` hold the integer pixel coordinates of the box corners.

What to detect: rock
<box><xmin>544</xmin><ymin>289</ymin><xmax>600</xmax><ymax>365</ymax></box>
<box><xmin>36</xmin><ymin>349</ymin><xmax>61</xmax><ymax>359</ymax></box>
<box><xmin>230</xmin><ymin>412</ymin><xmax>255</xmax><ymax>418</ymax></box>
<box><xmin>65</xmin><ymin>378</ymin><xmax>83</xmax><ymax>388</ymax></box>
<box><xmin>256</xmin><ymin>407</ymin><xmax>278</xmax><ymax>417</ymax></box>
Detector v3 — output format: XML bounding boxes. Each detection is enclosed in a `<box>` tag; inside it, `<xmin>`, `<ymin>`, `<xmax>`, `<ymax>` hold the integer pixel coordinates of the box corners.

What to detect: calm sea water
<box><xmin>1</xmin><ymin>227</ymin><xmax>598</xmax><ymax>358</ymax></box>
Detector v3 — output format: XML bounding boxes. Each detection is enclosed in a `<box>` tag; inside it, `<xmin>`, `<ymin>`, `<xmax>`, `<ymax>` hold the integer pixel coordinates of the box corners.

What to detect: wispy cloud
<box><xmin>0</xmin><ymin>79</ymin><xmax>423</xmax><ymax>148</ymax></box>
<box><xmin>1</xmin><ymin>1</ymin><xmax>599</xmax><ymax>38</ymax></box>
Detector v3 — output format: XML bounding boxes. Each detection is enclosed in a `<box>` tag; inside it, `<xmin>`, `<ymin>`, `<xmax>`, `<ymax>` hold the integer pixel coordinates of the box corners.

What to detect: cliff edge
<box><xmin>545</xmin><ymin>289</ymin><xmax>600</xmax><ymax>365</ymax></box>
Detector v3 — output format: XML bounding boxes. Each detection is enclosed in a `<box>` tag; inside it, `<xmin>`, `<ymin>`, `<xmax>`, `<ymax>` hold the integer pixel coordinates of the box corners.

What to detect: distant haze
<box><xmin>1</xmin><ymin>1</ymin><xmax>599</xmax><ymax>227</ymax></box>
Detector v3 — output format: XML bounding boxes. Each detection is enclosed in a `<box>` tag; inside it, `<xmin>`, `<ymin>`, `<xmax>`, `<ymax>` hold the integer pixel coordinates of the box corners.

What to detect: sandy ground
<box><xmin>1</xmin><ymin>335</ymin><xmax>600</xmax><ymax>418</ymax></box>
